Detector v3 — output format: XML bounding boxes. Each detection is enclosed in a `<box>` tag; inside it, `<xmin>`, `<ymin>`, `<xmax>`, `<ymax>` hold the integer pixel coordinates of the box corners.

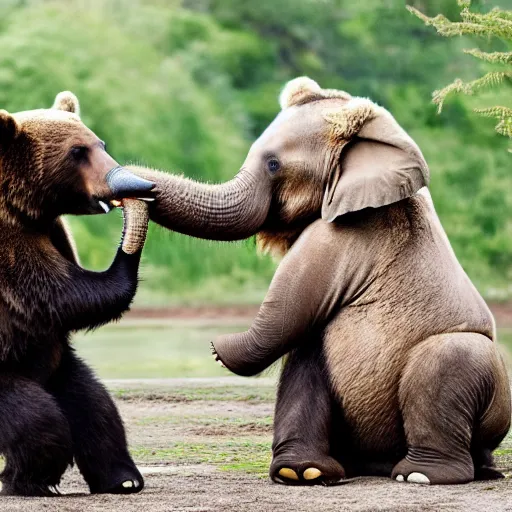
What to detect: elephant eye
<box><xmin>267</xmin><ymin>159</ymin><xmax>281</xmax><ymax>174</ymax></box>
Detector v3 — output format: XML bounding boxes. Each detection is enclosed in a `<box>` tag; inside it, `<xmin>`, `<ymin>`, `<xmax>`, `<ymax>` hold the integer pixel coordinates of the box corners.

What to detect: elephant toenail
<box><xmin>395</xmin><ymin>474</ymin><xmax>405</xmax><ymax>482</ymax></box>
<box><xmin>406</xmin><ymin>472</ymin><xmax>430</xmax><ymax>484</ymax></box>
<box><xmin>122</xmin><ymin>481</ymin><xmax>134</xmax><ymax>488</ymax></box>
<box><xmin>279</xmin><ymin>468</ymin><xmax>299</xmax><ymax>481</ymax></box>
<box><xmin>303</xmin><ymin>468</ymin><xmax>322</xmax><ymax>480</ymax></box>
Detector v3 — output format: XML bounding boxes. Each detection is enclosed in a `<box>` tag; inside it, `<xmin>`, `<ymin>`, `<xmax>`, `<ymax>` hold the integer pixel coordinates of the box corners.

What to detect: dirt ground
<box><xmin>2</xmin><ymin>378</ymin><xmax>511</xmax><ymax>512</ymax></box>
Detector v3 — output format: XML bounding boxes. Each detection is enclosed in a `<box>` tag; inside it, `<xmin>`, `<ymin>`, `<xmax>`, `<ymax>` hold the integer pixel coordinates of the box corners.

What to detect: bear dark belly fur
<box><xmin>0</xmin><ymin>278</ymin><xmax>68</xmax><ymax>383</ymax></box>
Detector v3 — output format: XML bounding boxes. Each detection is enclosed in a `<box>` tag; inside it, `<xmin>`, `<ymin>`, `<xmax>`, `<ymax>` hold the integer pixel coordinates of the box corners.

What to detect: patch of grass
<box><xmin>112</xmin><ymin>385</ymin><xmax>276</xmax><ymax>403</ymax></box>
<box><xmin>134</xmin><ymin>415</ymin><xmax>274</xmax><ymax>427</ymax></box>
<box><xmin>219</xmin><ymin>461</ymin><xmax>270</xmax><ymax>477</ymax></box>
<box><xmin>132</xmin><ymin>440</ymin><xmax>272</xmax><ymax>477</ymax></box>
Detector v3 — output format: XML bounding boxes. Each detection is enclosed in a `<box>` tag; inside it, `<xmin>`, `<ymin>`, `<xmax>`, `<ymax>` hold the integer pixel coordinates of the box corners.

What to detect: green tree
<box><xmin>408</xmin><ymin>0</ymin><xmax>512</xmax><ymax>141</ymax></box>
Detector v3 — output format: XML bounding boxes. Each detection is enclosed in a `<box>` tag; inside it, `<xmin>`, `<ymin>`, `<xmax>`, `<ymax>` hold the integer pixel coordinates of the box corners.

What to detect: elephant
<box><xmin>130</xmin><ymin>77</ymin><xmax>511</xmax><ymax>486</ymax></box>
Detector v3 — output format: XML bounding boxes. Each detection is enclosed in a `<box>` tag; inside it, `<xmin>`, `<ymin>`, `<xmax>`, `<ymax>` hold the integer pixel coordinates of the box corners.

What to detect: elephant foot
<box><xmin>270</xmin><ymin>456</ymin><xmax>345</xmax><ymax>486</ymax></box>
<box><xmin>392</xmin><ymin>452</ymin><xmax>474</xmax><ymax>485</ymax></box>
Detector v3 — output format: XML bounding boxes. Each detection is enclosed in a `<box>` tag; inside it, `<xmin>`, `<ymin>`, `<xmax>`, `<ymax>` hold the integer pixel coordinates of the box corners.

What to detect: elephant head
<box><xmin>132</xmin><ymin>77</ymin><xmax>429</xmax><ymax>249</ymax></box>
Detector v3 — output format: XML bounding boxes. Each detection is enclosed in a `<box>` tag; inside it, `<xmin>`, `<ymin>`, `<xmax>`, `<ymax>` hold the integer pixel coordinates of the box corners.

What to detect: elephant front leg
<box><xmin>211</xmin><ymin>223</ymin><xmax>357</xmax><ymax>376</ymax></box>
<box><xmin>210</xmin><ymin>279</ymin><xmax>313</xmax><ymax>377</ymax></box>
<box><xmin>270</xmin><ymin>341</ymin><xmax>345</xmax><ymax>486</ymax></box>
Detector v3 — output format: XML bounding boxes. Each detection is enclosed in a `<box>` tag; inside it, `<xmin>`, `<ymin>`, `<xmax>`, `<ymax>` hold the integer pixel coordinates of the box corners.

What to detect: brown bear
<box><xmin>0</xmin><ymin>92</ymin><xmax>154</xmax><ymax>496</ymax></box>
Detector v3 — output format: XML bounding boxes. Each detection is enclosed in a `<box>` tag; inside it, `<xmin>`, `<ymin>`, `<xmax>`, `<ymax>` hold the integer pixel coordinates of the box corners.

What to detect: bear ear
<box><xmin>0</xmin><ymin>110</ymin><xmax>20</xmax><ymax>144</ymax></box>
<box><xmin>53</xmin><ymin>91</ymin><xmax>80</xmax><ymax>116</ymax></box>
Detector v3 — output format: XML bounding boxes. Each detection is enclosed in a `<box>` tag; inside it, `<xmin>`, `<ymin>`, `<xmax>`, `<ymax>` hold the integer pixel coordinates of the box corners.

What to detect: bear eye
<box><xmin>267</xmin><ymin>158</ymin><xmax>281</xmax><ymax>174</ymax></box>
<box><xmin>70</xmin><ymin>146</ymin><xmax>88</xmax><ymax>160</ymax></box>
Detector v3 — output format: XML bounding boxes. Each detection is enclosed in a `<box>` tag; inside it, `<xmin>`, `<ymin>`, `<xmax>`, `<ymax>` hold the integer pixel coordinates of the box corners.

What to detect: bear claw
<box><xmin>110</xmin><ymin>479</ymin><xmax>142</xmax><ymax>494</ymax></box>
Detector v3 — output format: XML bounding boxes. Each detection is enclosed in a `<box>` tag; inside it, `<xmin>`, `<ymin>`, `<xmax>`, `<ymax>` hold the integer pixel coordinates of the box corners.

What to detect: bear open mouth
<box><xmin>110</xmin><ymin>197</ymin><xmax>155</xmax><ymax>207</ymax></box>
<box><xmin>97</xmin><ymin>197</ymin><xmax>155</xmax><ymax>214</ymax></box>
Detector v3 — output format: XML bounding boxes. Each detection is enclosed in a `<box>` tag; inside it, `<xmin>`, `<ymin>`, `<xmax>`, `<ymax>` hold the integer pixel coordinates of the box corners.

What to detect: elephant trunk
<box><xmin>128</xmin><ymin>166</ymin><xmax>271</xmax><ymax>241</ymax></box>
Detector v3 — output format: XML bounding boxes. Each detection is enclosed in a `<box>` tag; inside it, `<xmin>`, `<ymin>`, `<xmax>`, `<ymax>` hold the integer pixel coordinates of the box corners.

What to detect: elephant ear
<box><xmin>321</xmin><ymin>104</ymin><xmax>429</xmax><ymax>222</ymax></box>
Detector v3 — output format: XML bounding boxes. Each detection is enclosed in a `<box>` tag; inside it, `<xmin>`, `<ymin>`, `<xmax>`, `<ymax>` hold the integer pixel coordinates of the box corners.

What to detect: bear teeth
<box><xmin>99</xmin><ymin>200</ymin><xmax>110</xmax><ymax>213</ymax></box>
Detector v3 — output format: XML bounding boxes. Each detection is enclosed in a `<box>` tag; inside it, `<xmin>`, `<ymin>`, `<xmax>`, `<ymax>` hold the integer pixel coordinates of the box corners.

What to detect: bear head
<box><xmin>0</xmin><ymin>92</ymin><xmax>153</xmax><ymax>226</ymax></box>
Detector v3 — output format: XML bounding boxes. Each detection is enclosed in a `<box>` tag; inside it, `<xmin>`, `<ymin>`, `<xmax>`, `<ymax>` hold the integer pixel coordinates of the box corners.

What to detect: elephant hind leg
<box><xmin>472</xmin><ymin>346</ymin><xmax>511</xmax><ymax>481</ymax></box>
<box><xmin>393</xmin><ymin>332</ymin><xmax>511</xmax><ymax>485</ymax></box>
<box><xmin>472</xmin><ymin>449</ymin><xmax>506</xmax><ymax>481</ymax></box>
<box><xmin>270</xmin><ymin>341</ymin><xmax>345</xmax><ymax>486</ymax></box>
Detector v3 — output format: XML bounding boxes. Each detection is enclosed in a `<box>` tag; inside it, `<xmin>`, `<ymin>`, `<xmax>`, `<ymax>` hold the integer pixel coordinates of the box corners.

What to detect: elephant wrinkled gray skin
<box><xmin>130</xmin><ymin>77</ymin><xmax>511</xmax><ymax>486</ymax></box>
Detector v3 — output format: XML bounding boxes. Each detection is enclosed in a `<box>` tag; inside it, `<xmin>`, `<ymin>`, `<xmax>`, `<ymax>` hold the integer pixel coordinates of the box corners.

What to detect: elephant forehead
<box><xmin>252</xmin><ymin>105</ymin><xmax>328</xmax><ymax>154</ymax></box>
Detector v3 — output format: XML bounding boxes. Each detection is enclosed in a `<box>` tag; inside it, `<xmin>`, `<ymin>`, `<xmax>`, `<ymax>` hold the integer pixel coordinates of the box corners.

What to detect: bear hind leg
<box><xmin>48</xmin><ymin>349</ymin><xmax>143</xmax><ymax>494</ymax></box>
<box><xmin>0</xmin><ymin>374</ymin><xmax>73</xmax><ymax>496</ymax></box>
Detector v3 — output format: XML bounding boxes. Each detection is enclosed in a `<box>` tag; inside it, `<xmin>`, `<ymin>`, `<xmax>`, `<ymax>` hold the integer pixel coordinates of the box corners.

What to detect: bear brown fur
<box><xmin>0</xmin><ymin>93</ymin><xmax>150</xmax><ymax>496</ymax></box>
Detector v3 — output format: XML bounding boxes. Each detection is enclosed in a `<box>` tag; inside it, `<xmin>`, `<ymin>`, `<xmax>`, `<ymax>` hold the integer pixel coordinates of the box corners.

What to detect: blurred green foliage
<box><xmin>0</xmin><ymin>0</ymin><xmax>511</xmax><ymax>303</ymax></box>
<box><xmin>409</xmin><ymin>0</ymin><xmax>512</xmax><ymax>140</ymax></box>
